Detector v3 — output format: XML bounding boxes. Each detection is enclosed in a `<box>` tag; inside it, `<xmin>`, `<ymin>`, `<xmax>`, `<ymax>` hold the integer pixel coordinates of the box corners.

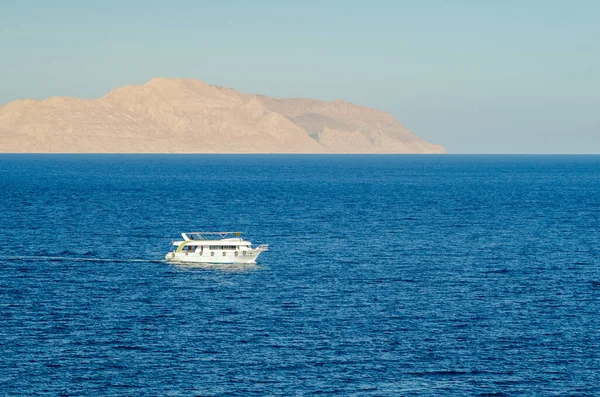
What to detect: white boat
<box><xmin>164</xmin><ymin>232</ymin><xmax>268</xmax><ymax>264</ymax></box>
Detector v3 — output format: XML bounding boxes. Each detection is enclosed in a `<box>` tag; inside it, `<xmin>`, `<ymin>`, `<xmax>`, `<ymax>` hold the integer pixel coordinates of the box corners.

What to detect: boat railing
<box><xmin>256</xmin><ymin>244</ymin><xmax>269</xmax><ymax>251</ymax></box>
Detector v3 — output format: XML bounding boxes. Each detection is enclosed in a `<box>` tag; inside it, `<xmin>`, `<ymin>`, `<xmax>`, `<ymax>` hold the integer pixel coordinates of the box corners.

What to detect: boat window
<box><xmin>208</xmin><ymin>245</ymin><xmax>238</xmax><ymax>250</ymax></box>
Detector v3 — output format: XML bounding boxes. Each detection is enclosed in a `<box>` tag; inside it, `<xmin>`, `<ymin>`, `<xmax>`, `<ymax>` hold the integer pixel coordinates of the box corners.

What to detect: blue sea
<box><xmin>1</xmin><ymin>155</ymin><xmax>599</xmax><ymax>396</ymax></box>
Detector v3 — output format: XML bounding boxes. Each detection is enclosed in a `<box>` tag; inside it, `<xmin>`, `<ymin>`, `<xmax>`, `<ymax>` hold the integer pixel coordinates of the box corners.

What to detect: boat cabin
<box><xmin>172</xmin><ymin>232</ymin><xmax>252</xmax><ymax>253</ymax></box>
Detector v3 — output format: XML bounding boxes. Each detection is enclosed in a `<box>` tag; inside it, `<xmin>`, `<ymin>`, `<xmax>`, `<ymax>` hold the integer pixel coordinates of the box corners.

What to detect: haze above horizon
<box><xmin>1</xmin><ymin>0</ymin><xmax>598</xmax><ymax>154</ymax></box>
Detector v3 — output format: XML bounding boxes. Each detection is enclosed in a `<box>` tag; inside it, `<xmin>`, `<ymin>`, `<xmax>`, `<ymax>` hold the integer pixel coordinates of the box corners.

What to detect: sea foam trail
<box><xmin>0</xmin><ymin>256</ymin><xmax>164</xmax><ymax>263</ymax></box>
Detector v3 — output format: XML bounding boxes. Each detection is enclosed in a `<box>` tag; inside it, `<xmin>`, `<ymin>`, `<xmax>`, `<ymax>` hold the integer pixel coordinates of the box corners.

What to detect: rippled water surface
<box><xmin>1</xmin><ymin>155</ymin><xmax>599</xmax><ymax>395</ymax></box>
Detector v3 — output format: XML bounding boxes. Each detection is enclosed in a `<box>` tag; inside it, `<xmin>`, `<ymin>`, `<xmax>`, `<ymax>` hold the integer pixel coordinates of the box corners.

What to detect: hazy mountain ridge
<box><xmin>0</xmin><ymin>78</ymin><xmax>445</xmax><ymax>153</ymax></box>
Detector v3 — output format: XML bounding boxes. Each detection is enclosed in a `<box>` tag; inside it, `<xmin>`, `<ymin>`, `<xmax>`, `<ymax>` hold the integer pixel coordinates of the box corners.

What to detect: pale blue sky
<box><xmin>1</xmin><ymin>0</ymin><xmax>598</xmax><ymax>153</ymax></box>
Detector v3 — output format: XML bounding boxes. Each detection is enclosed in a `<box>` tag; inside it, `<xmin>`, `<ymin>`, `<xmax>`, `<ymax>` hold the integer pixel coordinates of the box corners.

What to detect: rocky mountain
<box><xmin>0</xmin><ymin>78</ymin><xmax>445</xmax><ymax>153</ymax></box>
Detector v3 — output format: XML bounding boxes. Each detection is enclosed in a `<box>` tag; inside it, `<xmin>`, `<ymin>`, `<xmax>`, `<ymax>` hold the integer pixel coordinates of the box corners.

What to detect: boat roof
<box><xmin>173</xmin><ymin>239</ymin><xmax>249</xmax><ymax>246</ymax></box>
<box><xmin>182</xmin><ymin>232</ymin><xmax>243</xmax><ymax>241</ymax></box>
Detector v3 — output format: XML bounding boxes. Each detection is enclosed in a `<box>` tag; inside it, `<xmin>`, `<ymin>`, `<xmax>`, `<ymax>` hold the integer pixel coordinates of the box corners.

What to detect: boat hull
<box><xmin>164</xmin><ymin>250</ymin><xmax>264</xmax><ymax>264</ymax></box>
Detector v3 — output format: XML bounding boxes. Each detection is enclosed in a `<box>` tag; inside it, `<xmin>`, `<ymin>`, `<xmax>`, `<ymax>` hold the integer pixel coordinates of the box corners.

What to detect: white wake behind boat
<box><xmin>165</xmin><ymin>232</ymin><xmax>268</xmax><ymax>264</ymax></box>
